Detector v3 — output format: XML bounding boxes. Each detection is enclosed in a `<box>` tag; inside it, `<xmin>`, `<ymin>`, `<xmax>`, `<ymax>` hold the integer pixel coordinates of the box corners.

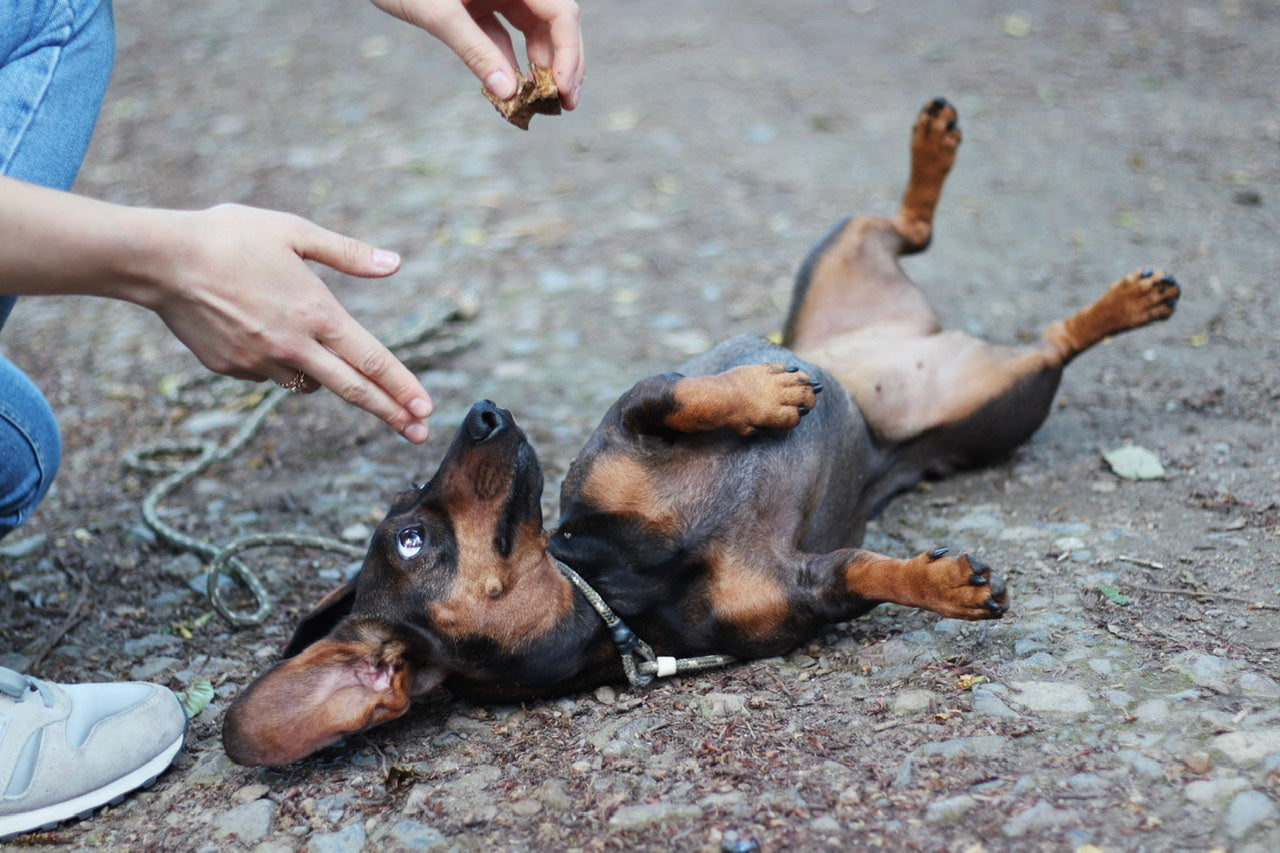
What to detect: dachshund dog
<box><xmin>223</xmin><ymin>97</ymin><xmax>1179</xmax><ymax>766</ymax></box>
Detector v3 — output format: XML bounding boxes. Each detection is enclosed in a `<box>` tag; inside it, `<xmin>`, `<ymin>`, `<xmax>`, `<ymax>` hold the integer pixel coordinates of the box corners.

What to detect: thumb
<box><xmin>297</xmin><ymin>222</ymin><xmax>401</xmax><ymax>279</ymax></box>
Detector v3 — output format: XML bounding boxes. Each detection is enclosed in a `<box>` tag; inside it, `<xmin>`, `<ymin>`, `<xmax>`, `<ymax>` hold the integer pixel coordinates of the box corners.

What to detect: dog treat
<box><xmin>484</xmin><ymin>64</ymin><xmax>562</xmax><ymax>130</ymax></box>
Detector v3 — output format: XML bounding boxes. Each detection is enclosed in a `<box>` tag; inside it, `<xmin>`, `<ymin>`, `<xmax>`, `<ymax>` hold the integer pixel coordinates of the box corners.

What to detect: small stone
<box><xmin>1223</xmin><ymin>790</ymin><xmax>1278</xmax><ymax>839</ymax></box>
<box><xmin>1184</xmin><ymin>750</ymin><xmax>1212</xmax><ymax>775</ymax></box>
<box><xmin>1213</xmin><ymin>729</ymin><xmax>1280</xmax><ymax>765</ymax></box>
<box><xmin>924</xmin><ymin>794</ymin><xmax>979</xmax><ymax>823</ymax></box>
<box><xmin>608</xmin><ymin>802</ymin><xmax>701</xmax><ymax>829</ymax></box>
<box><xmin>509</xmin><ymin>799</ymin><xmax>541</xmax><ymax>817</ymax></box>
<box><xmin>1001</xmin><ymin>799</ymin><xmax>1081</xmax><ymax>838</ymax></box>
<box><xmin>698</xmin><ymin>692</ymin><xmax>747</xmax><ymax>716</ymax></box>
<box><xmin>307</xmin><ymin>823</ymin><xmax>367</xmax><ymax>853</ymax></box>
<box><xmin>594</xmin><ymin>685</ymin><xmax>616</xmax><ymax>705</ymax></box>
<box><xmin>892</xmin><ymin>688</ymin><xmax>937</xmax><ymax>714</ymax></box>
<box><xmin>233</xmin><ymin>783</ymin><xmax>271</xmax><ymax>804</ymax></box>
<box><xmin>1132</xmin><ymin>698</ymin><xmax>1170</xmax><ymax>723</ymax></box>
<box><xmin>1239</xmin><ymin>672</ymin><xmax>1280</xmax><ymax>697</ymax></box>
<box><xmin>1185</xmin><ymin>776</ymin><xmax>1250</xmax><ymax>806</ymax></box>
<box><xmin>376</xmin><ymin>819</ymin><xmax>448</xmax><ymax>849</ymax></box>
<box><xmin>211</xmin><ymin>799</ymin><xmax>277</xmax><ymax>842</ymax></box>
<box><xmin>1007</xmin><ymin>681</ymin><xmax>1095</xmax><ymax>713</ymax></box>
<box><xmin>971</xmin><ymin>684</ymin><xmax>1019</xmax><ymax>718</ymax></box>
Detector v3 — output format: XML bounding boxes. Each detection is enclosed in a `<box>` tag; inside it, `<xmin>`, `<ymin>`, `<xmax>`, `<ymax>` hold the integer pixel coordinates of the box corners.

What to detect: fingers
<box><xmin>373</xmin><ymin>0</ymin><xmax>584</xmax><ymax>108</ymax></box>
<box><xmin>289</xmin><ymin>329</ymin><xmax>434</xmax><ymax>444</ymax></box>
<box><xmin>294</xmin><ymin>222</ymin><xmax>401</xmax><ymax>280</ymax></box>
<box><xmin>501</xmin><ymin>0</ymin><xmax>584</xmax><ymax>108</ymax></box>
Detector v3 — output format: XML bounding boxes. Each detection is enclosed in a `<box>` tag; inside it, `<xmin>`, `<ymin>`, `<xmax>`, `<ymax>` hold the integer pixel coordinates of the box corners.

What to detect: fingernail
<box><xmin>372</xmin><ymin>248</ymin><xmax>400</xmax><ymax>273</ymax></box>
<box><xmin>402</xmin><ymin>422</ymin><xmax>429</xmax><ymax>444</ymax></box>
<box><xmin>485</xmin><ymin>70</ymin><xmax>515</xmax><ymax>99</ymax></box>
<box><xmin>409</xmin><ymin>397</ymin><xmax>432</xmax><ymax>418</ymax></box>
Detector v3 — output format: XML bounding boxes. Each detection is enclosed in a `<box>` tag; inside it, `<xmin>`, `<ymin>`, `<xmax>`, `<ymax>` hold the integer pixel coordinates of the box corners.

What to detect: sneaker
<box><xmin>0</xmin><ymin>667</ymin><xmax>187</xmax><ymax>840</ymax></box>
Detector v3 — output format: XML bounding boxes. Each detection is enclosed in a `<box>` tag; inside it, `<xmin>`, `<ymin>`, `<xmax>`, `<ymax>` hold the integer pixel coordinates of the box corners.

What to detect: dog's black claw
<box><xmin>946</xmin><ymin>117</ymin><xmax>957</xmax><ymax>131</ymax></box>
<box><xmin>810</xmin><ymin>381</ymin><xmax>824</xmax><ymax>393</ymax></box>
<box><xmin>984</xmin><ymin>598</ymin><xmax>1007</xmax><ymax>616</ymax></box>
<box><xmin>928</xmin><ymin>547</ymin><xmax>950</xmax><ymax>560</ymax></box>
<box><xmin>798</xmin><ymin>406</ymin><xmax>811</xmax><ymax>417</ymax></box>
<box><xmin>928</xmin><ymin>95</ymin><xmax>947</xmax><ymax>113</ymax></box>
<box><xmin>785</xmin><ymin>365</ymin><xmax>800</xmax><ymax>373</ymax></box>
<box><xmin>1141</xmin><ymin>267</ymin><xmax>1154</xmax><ymax>278</ymax></box>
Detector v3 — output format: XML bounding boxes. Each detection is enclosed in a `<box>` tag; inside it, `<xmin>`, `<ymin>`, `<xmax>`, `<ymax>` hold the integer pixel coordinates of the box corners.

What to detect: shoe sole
<box><xmin>0</xmin><ymin>732</ymin><xmax>184</xmax><ymax>841</ymax></box>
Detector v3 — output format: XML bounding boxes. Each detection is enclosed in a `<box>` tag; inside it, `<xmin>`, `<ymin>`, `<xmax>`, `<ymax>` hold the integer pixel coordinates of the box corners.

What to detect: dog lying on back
<box><xmin>223</xmin><ymin>97</ymin><xmax>1179</xmax><ymax>766</ymax></box>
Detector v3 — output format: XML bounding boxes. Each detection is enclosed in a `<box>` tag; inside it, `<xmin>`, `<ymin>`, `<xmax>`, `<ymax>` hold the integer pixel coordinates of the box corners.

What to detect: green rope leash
<box><xmin>125</xmin><ymin>301</ymin><xmax>474</xmax><ymax>626</ymax></box>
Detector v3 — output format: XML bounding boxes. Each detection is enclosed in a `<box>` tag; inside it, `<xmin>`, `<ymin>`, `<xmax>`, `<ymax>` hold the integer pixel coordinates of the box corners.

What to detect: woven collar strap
<box><xmin>553</xmin><ymin>558</ymin><xmax>735</xmax><ymax>687</ymax></box>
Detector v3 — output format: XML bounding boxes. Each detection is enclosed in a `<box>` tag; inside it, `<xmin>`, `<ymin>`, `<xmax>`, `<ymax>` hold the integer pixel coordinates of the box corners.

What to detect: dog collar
<box><xmin>553</xmin><ymin>558</ymin><xmax>734</xmax><ymax>687</ymax></box>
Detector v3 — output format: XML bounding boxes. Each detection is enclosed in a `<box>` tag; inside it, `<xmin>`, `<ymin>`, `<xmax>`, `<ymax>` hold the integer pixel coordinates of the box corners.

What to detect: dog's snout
<box><xmin>464</xmin><ymin>400</ymin><xmax>510</xmax><ymax>442</ymax></box>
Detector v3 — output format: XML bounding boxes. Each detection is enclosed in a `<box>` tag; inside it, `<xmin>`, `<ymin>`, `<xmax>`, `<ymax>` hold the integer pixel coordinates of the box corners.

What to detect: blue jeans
<box><xmin>0</xmin><ymin>0</ymin><xmax>115</xmax><ymax>537</ymax></box>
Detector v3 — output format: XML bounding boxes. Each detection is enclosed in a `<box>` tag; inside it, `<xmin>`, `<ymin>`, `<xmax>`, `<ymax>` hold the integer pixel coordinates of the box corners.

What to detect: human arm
<box><xmin>369</xmin><ymin>0</ymin><xmax>584</xmax><ymax>108</ymax></box>
<box><xmin>0</xmin><ymin>176</ymin><xmax>433</xmax><ymax>443</ymax></box>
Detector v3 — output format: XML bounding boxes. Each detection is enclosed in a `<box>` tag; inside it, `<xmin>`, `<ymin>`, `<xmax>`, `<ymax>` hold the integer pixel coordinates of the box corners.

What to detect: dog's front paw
<box><xmin>727</xmin><ymin>363</ymin><xmax>822</xmax><ymax>434</ymax></box>
<box><xmin>921</xmin><ymin>547</ymin><xmax>1008</xmax><ymax>620</ymax></box>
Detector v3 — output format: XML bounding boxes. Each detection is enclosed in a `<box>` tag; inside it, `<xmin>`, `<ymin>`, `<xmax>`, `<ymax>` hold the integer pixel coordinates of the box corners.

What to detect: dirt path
<box><xmin>2</xmin><ymin>1</ymin><xmax>1278</xmax><ymax>850</ymax></box>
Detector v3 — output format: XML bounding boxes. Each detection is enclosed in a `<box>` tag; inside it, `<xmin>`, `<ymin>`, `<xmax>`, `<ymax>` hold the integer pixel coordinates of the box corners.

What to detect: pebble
<box><xmin>307</xmin><ymin>823</ymin><xmax>367</xmax><ymax>853</ymax></box>
<box><xmin>375</xmin><ymin>819</ymin><xmax>449</xmax><ymax>850</ymax></box>
<box><xmin>211</xmin><ymin>799</ymin><xmax>277</xmax><ymax>843</ymax></box>
<box><xmin>608</xmin><ymin>802</ymin><xmax>702</xmax><ymax>829</ymax></box>
<box><xmin>1224</xmin><ymin>790</ymin><xmax>1278</xmax><ymax>839</ymax></box>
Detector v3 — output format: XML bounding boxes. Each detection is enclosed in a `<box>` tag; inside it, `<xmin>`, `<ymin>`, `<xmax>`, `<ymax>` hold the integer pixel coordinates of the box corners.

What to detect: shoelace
<box><xmin>0</xmin><ymin>666</ymin><xmax>54</xmax><ymax>708</ymax></box>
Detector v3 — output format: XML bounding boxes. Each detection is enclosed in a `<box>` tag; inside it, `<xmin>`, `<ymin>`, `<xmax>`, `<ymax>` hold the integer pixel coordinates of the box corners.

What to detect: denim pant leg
<box><xmin>0</xmin><ymin>356</ymin><xmax>60</xmax><ymax>537</ymax></box>
<box><xmin>0</xmin><ymin>0</ymin><xmax>116</xmax><ymax>190</ymax></box>
<box><xmin>0</xmin><ymin>0</ymin><xmax>116</xmax><ymax>538</ymax></box>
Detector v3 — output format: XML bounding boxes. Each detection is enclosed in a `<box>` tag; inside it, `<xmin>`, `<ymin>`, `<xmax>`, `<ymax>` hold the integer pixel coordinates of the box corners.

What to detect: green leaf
<box><xmin>178</xmin><ymin>679</ymin><xmax>215</xmax><ymax>718</ymax></box>
<box><xmin>1098</xmin><ymin>584</ymin><xmax>1129</xmax><ymax>606</ymax></box>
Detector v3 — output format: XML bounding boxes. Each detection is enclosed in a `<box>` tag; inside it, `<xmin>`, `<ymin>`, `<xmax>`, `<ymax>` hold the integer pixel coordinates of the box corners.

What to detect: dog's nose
<box><xmin>464</xmin><ymin>400</ymin><xmax>510</xmax><ymax>442</ymax></box>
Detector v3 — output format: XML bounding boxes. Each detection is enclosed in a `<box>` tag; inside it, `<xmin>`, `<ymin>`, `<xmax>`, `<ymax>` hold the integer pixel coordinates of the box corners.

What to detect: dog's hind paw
<box><xmin>921</xmin><ymin>548</ymin><xmax>1008</xmax><ymax>620</ymax></box>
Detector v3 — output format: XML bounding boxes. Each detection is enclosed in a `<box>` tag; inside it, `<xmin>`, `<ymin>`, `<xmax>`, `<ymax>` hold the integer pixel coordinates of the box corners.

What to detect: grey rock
<box><xmin>375</xmin><ymin>819</ymin><xmax>449</xmax><ymax>851</ymax></box>
<box><xmin>1224</xmin><ymin>790</ymin><xmax>1278</xmax><ymax>839</ymax></box>
<box><xmin>212</xmin><ymin>799</ymin><xmax>277</xmax><ymax>843</ymax></box>
<box><xmin>307</xmin><ymin>823</ymin><xmax>367</xmax><ymax>853</ymax></box>
<box><xmin>1001</xmin><ymin>799</ymin><xmax>1082</xmax><ymax>838</ymax></box>
<box><xmin>608</xmin><ymin>801</ymin><xmax>701</xmax><ymax>829</ymax></box>
<box><xmin>924</xmin><ymin>794</ymin><xmax>979</xmax><ymax>824</ymax></box>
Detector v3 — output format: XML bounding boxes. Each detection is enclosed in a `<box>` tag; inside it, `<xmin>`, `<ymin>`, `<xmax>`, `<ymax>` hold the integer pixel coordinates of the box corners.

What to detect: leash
<box><xmin>554</xmin><ymin>558</ymin><xmax>735</xmax><ymax>687</ymax></box>
<box><xmin>124</xmin><ymin>301</ymin><xmax>475</xmax><ymax>627</ymax></box>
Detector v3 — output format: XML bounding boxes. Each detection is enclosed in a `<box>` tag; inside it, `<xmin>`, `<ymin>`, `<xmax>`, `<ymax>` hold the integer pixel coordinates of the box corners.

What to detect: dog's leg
<box><xmin>1042</xmin><ymin>267</ymin><xmax>1180</xmax><ymax>366</ymax></box>
<box><xmin>813</xmin><ymin>546</ymin><xmax>1007</xmax><ymax>621</ymax></box>
<box><xmin>621</xmin><ymin>363</ymin><xmax>820</xmax><ymax>436</ymax></box>
<box><xmin>822</xmin><ymin>268</ymin><xmax>1180</xmax><ymax>476</ymax></box>
<box><xmin>782</xmin><ymin>97</ymin><xmax>961</xmax><ymax>351</ymax></box>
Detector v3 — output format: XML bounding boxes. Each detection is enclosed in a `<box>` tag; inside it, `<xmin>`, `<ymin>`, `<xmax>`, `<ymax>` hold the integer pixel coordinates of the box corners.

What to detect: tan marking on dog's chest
<box><xmin>579</xmin><ymin>453</ymin><xmax>681</xmax><ymax>535</ymax></box>
<box><xmin>704</xmin><ymin>547</ymin><xmax>790</xmax><ymax>639</ymax></box>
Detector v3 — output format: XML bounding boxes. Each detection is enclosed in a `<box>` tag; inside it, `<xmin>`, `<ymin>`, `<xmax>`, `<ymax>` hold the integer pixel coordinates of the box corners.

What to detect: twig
<box><xmin>25</xmin><ymin>563</ymin><xmax>93</xmax><ymax>670</ymax></box>
<box><xmin>1116</xmin><ymin>554</ymin><xmax>1167</xmax><ymax>571</ymax></box>
<box><xmin>1126</xmin><ymin>583</ymin><xmax>1280</xmax><ymax>611</ymax></box>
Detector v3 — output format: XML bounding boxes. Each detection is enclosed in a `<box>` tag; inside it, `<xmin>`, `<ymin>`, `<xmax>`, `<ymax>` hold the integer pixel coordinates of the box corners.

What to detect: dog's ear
<box><xmin>281</xmin><ymin>578</ymin><xmax>359</xmax><ymax>658</ymax></box>
<box><xmin>222</xmin><ymin>627</ymin><xmax>445</xmax><ymax>766</ymax></box>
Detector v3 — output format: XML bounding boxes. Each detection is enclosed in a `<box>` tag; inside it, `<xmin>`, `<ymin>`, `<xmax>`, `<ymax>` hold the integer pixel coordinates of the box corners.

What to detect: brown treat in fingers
<box><xmin>484</xmin><ymin>64</ymin><xmax>563</xmax><ymax>130</ymax></box>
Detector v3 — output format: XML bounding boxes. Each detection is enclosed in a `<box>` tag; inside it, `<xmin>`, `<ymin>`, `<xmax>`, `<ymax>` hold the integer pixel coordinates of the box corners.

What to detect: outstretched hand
<box><xmin>147</xmin><ymin>205</ymin><xmax>434</xmax><ymax>443</ymax></box>
<box><xmin>370</xmin><ymin>0</ymin><xmax>584</xmax><ymax>108</ymax></box>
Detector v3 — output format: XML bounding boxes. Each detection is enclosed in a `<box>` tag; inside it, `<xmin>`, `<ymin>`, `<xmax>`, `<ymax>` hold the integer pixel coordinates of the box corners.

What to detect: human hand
<box><xmin>370</xmin><ymin>0</ymin><xmax>584</xmax><ymax>109</ymax></box>
<box><xmin>144</xmin><ymin>204</ymin><xmax>433</xmax><ymax>443</ymax></box>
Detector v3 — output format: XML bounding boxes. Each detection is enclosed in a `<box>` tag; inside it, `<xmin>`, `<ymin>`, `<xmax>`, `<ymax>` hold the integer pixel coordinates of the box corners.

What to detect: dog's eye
<box><xmin>396</xmin><ymin>527</ymin><xmax>425</xmax><ymax>559</ymax></box>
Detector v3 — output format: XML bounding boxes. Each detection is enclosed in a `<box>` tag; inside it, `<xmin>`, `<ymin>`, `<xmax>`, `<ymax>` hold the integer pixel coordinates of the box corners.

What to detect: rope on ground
<box><xmin>124</xmin><ymin>300</ymin><xmax>476</xmax><ymax>627</ymax></box>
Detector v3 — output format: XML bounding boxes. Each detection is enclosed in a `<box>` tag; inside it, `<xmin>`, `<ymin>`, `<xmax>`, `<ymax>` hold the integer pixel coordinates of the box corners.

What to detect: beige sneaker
<box><xmin>0</xmin><ymin>667</ymin><xmax>186</xmax><ymax>840</ymax></box>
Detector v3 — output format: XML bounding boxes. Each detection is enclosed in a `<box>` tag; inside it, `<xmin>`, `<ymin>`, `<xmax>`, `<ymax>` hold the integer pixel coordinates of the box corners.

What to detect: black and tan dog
<box><xmin>223</xmin><ymin>98</ymin><xmax>1179</xmax><ymax>766</ymax></box>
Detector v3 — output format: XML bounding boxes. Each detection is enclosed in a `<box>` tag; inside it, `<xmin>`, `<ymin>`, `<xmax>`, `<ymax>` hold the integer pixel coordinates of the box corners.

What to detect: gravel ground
<box><xmin>2</xmin><ymin>0</ymin><xmax>1278</xmax><ymax>850</ymax></box>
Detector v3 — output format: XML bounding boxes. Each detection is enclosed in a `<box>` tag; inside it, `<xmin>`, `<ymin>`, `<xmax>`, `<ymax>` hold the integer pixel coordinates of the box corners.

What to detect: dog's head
<box><xmin>222</xmin><ymin>400</ymin><xmax>566</xmax><ymax>766</ymax></box>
